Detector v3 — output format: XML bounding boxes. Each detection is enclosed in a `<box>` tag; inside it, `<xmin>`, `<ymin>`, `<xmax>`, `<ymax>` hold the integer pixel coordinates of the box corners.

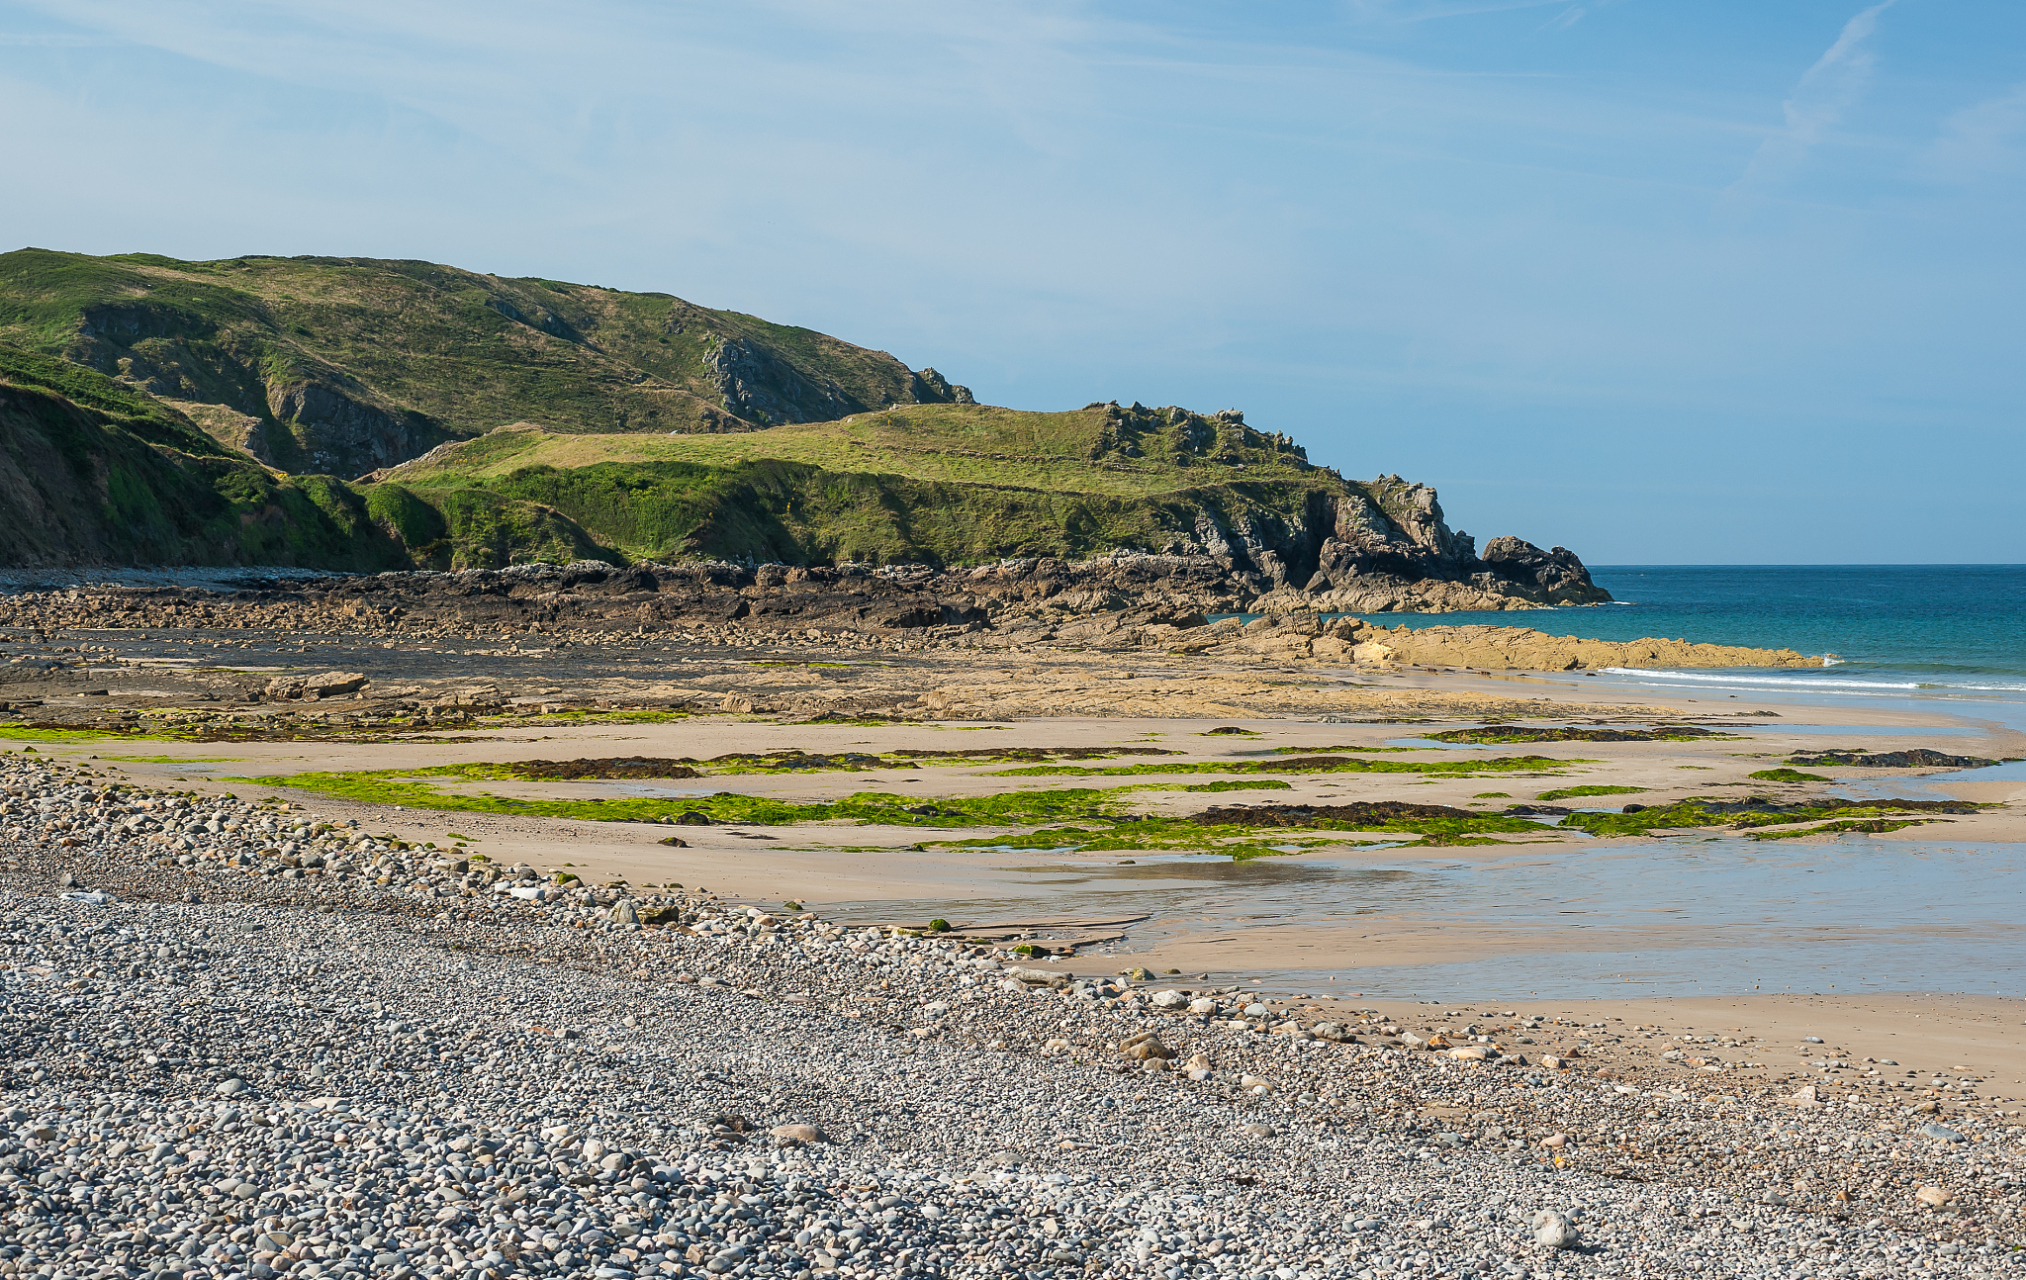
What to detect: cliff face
<box><xmin>0</xmin><ymin>345</ymin><xmax>405</xmax><ymax>570</ymax></box>
<box><xmin>0</xmin><ymin>349</ymin><xmax>1610</xmax><ymax>610</ymax></box>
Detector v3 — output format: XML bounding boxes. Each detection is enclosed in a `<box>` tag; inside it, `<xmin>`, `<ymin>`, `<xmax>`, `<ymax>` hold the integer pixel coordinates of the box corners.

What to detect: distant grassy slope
<box><xmin>372</xmin><ymin>404</ymin><xmax>1342</xmax><ymax>568</ymax></box>
<box><xmin>0</xmin><ymin>249</ymin><xmax>963</xmax><ymax>480</ymax></box>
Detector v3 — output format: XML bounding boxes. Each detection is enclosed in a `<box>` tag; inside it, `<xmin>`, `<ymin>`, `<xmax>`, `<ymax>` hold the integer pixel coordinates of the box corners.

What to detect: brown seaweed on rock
<box><xmin>1787</xmin><ymin>749</ymin><xmax>1995</xmax><ymax>769</ymax></box>
<box><xmin>1188</xmin><ymin>801</ymin><xmax>1478</xmax><ymax>828</ymax></box>
<box><xmin>1426</xmin><ymin>725</ymin><xmax>1722</xmax><ymax>744</ymax></box>
<box><xmin>503</xmin><ymin>757</ymin><xmax>702</xmax><ymax>780</ymax></box>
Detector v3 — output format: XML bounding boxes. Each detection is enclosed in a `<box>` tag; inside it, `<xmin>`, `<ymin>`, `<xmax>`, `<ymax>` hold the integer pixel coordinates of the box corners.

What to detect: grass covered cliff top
<box><xmin>381</xmin><ymin>402</ymin><xmax>1320</xmax><ymax>499</ymax></box>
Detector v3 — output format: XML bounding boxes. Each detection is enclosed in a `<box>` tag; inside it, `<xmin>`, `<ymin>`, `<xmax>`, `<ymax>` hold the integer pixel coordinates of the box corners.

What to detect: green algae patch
<box><xmin>1562</xmin><ymin>802</ymin><xmax>1732</xmax><ymax>837</ymax></box>
<box><xmin>987</xmin><ymin>754</ymin><xmax>1581</xmax><ymax>779</ymax></box>
<box><xmin>250</xmin><ymin>762</ymin><xmax>1294</xmax><ymax>827</ymax></box>
<box><xmin>1564</xmin><ymin>797</ymin><xmax>1976</xmax><ymax>838</ymax></box>
<box><xmin>929</xmin><ymin>796</ymin><xmax>1541</xmax><ymax>858</ymax></box>
<box><xmin>1534</xmin><ymin>785</ymin><xmax>1648</xmax><ymax>802</ymax></box>
<box><xmin>436</xmin><ymin>745</ymin><xmax>1181</xmax><ymax>779</ymax></box>
<box><xmin>0</xmin><ymin>723</ymin><xmax>192</xmax><ymax>743</ymax></box>
<box><xmin>482</xmin><ymin>709</ymin><xmax>693</xmax><ymax>727</ymax></box>
<box><xmin>705</xmin><ymin>745</ymin><xmax>1178</xmax><ymax>774</ymax></box>
<box><xmin>1184</xmin><ymin>799</ymin><xmax>1544</xmax><ymax>845</ymax></box>
<box><xmin>929</xmin><ymin>821</ymin><xmax>1345</xmax><ymax>862</ymax></box>
<box><xmin>1749</xmin><ymin>768</ymin><xmax>1830</xmax><ymax>783</ymax></box>
<box><xmin>1268</xmin><ymin>744</ymin><xmax>1423</xmax><ymax>754</ymax></box>
<box><xmin>247</xmin><ymin>766</ymin><xmax>1149</xmax><ymax>828</ymax></box>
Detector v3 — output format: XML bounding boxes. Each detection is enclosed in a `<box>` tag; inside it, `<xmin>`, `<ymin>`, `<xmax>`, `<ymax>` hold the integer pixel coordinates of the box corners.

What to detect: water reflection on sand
<box><xmin>832</xmin><ymin>835</ymin><xmax>2026</xmax><ymax>1001</ymax></box>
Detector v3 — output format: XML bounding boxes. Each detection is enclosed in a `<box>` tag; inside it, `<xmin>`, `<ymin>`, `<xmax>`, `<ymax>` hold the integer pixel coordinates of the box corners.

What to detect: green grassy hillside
<box><xmin>0</xmin><ymin>250</ymin><xmax>1578</xmax><ymax>584</ymax></box>
<box><xmin>0</xmin><ymin>338</ymin><xmax>1346</xmax><ymax>573</ymax></box>
<box><xmin>0</xmin><ymin>249</ymin><xmax>967</xmax><ymax>480</ymax></box>
<box><xmin>0</xmin><ymin>344</ymin><xmax>419</xmax><ymax>568</ymax></box>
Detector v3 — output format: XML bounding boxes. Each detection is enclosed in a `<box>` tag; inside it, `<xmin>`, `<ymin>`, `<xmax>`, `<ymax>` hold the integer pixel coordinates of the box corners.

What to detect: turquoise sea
<box><xmin>1366</xmin><ymin>563</ymin><xmax>2026</xmax><ymax>688</ymax></box>
<box><xmin>1353</xmin><ymin>565</ymin><xmax>2026</xmax><ymax>740</ymax></box>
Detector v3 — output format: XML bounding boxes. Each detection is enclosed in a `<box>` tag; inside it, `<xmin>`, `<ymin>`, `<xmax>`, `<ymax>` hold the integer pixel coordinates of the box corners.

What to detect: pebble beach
<box><xmin>4</xmin><ymin>750</ymin><xmax>2024</xmax><ymax>1280</ymax></box>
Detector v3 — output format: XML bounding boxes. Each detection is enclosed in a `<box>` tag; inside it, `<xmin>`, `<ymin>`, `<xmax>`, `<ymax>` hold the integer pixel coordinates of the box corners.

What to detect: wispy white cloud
<box><xmin>1925</xmin><ymin>83</ymin><xmax>2026</xmax><ymax>182</ymax></box>
<box><xmin>1730</xmin><ymin>1</ymin><xmax>1894</xmax><ymax>193</ymax></box>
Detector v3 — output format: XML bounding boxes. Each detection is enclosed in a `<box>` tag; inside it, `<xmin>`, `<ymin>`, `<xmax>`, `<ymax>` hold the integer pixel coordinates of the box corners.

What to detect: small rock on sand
<box><xmin>1121</xmin><ymin>1031</ymin><xmax>1174</xmax><ymax>1061</ymax></box>
<box><xmin>1532</xmin><ymin>1210</ymin><xmax>1581</xmax><ymax>1249</ymax></box>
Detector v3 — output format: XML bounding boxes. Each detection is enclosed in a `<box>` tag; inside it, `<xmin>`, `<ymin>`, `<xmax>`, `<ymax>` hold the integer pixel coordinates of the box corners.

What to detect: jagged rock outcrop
<box><xmin>1183</xmin><ymin>472</ymin><xmax>1609</xmax><ymax>611</ymax></box>
<box><xmin>910</xmin><ymin>368</ymin><xmax>975</xmax><ymax>405</ymax></box>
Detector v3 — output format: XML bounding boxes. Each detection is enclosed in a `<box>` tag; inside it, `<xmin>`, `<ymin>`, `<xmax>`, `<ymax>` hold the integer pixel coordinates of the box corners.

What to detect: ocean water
<box><xmin>1353</xmin><ymin>564</ymin><xmax>2026</xmax><ymax>697</ymax></box>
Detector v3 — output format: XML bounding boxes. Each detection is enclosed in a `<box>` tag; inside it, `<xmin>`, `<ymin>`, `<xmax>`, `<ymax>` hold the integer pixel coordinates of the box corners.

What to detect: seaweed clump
<box><xmin>1787</xmin><ymin>749</ymin><xmax>1994</xmax><ymax>769</ymax></box>
<box><xmin>1188</xmin><ymin>801</ymin><xmax>1480</xmax><ymax>827</ymax></box>
<box><xmin>503</xmin><ymin>757</ymin><xmax>701</xmax><ymax>780</ymax></box>
<box><xmin>1565</xmin><ymin>795</ymin><xmax>1979</xmax><ymax>838</ymax></box>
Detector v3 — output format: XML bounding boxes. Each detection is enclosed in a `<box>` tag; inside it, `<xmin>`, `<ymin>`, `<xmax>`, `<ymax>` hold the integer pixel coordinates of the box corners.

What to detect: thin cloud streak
<box><xmin>1730</xmin><ymin>1</ymin><xmax>1895</xmax><ymax>194</ymax></box>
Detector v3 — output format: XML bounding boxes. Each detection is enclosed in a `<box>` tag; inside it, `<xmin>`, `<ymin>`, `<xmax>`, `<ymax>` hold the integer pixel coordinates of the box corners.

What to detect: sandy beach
<box><xmin>11</xmin><ymin>622</ymin><xmax>2025</xmax><ymax>1082</ymax></box>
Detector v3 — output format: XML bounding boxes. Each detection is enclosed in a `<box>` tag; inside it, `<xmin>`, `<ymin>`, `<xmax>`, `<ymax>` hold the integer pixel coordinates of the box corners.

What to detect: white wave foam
<box><xmin>1597</xmin><ymin>668</ymin><xmax>2026</xmax><ymax>694</ymax></box>
<box><xmin>1598</xmin><ymin>668</ymin><xmax>1917</xmax><ymax>690</ymax></box>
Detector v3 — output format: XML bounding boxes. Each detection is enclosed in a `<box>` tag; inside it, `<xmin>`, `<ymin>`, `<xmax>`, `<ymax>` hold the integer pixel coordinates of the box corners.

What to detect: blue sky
<box><xmin>3</xmin><ymin>1</ymin><xmax>2022</xmax><ymax>563</ymax></box>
